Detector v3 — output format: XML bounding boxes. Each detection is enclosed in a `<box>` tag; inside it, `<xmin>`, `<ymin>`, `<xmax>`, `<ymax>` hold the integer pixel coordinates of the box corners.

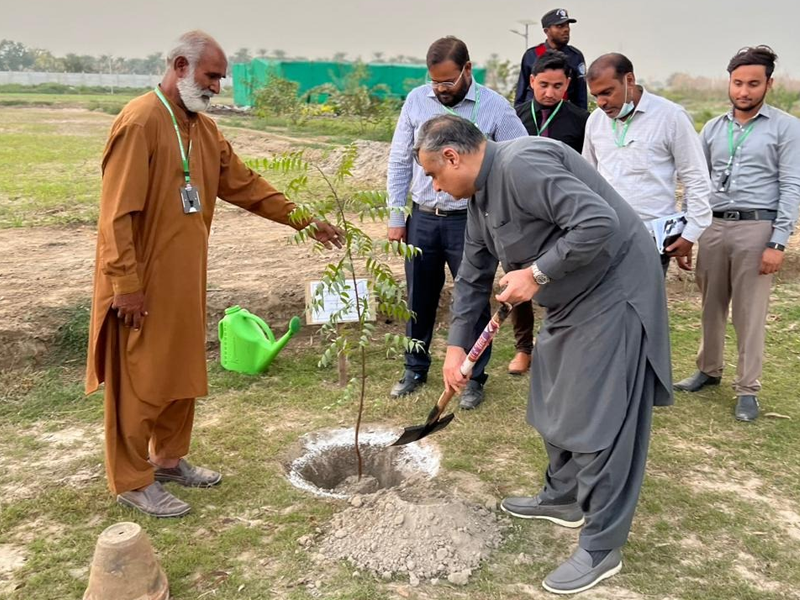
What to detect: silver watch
<box><xmin>530</xmin><ymin>262</ymin><xmax>549</xmax><ymax>285</ymax></box>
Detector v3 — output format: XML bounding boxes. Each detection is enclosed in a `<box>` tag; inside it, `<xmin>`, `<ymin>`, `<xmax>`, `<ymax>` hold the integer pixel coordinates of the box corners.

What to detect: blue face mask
<box><xmin>615</xmin><ymin>82</ymin><xmax>635</xmax><ymax>120</ymax></box>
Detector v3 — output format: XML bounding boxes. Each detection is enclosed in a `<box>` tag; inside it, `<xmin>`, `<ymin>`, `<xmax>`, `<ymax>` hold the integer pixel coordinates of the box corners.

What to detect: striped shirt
<box><xmin>387</xmin><ymin>80</ymin><xmax>527</xmax><ymax>227</ymax></box>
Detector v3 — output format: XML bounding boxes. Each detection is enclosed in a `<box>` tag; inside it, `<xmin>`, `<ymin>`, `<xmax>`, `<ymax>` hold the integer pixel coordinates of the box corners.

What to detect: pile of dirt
<box><xmin>317</xmin><ymin>140</ymin><xmax>390</xmax><ymax>188</ymax></box>
<box><xmin>313</xmin><ymin>479</ymin><xmax>504</xmax><ymax>585</ymax></box>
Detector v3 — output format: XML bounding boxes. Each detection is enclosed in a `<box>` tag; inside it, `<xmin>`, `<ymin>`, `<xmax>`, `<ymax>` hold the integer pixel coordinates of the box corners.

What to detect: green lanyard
<box><xmin>726</xmin><ymin>118</ymin><xmax>756</xmax><ymax>167</ymax></box>
<box><xmin>531</xmin><ymin>100</ymin><xmax>562</xmax><ymax>136</ymax></box>
<box><xmin>611</xmin><ymin>112</ymin><xmax>637</xmax><ymax>148</ymax></box>
<box><xmin>154</xmin><ymin>87</ymin><xmax>192</xmax><ymax>184</ymax></box>
<box><xmin>441</xmin><ymin>85</ymin><xmax>481</xmax><ymax>124</ymax></box>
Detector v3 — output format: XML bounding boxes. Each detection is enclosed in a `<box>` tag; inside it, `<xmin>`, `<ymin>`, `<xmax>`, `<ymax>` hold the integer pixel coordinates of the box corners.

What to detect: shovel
<box><xmin>390</xmin><ymin>302</ymin><xmax>514</xmax><ymax>446</ymax></box>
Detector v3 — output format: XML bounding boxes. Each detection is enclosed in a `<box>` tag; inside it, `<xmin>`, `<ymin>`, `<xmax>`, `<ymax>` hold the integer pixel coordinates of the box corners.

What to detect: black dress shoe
<box><xmin>390</xmin><ymin>370</ymin><xmax>426</xmax><ymax>398</ymax></box>
<box><xmin>735</xmin><ymin>395</ymin><xmax>759</xmax><ymax>422</ymax></box>
<box><xmin>674</xmin><ymin>370</ymin><xmax>721</xmax><ymax>392</ymax></box>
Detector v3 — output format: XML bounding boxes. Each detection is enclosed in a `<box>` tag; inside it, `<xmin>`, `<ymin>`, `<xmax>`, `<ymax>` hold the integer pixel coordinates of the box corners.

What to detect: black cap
<box><xmin>541</xmin><ymin>8</ymin><xmax>577</xmax><ymax>28</ymax></box>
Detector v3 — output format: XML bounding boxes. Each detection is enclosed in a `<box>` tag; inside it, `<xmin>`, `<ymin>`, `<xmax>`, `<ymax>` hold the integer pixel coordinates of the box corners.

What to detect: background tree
<box><xmin>62</xmin><ymin>53</ymin><xmax>97</xmax><ymax>73</ymax></box>
<box><xmin>143</xmin><ymin>52</ymin><xmax>164</xmax><ymax>75</ymax></box>
<box><xmin>231</xmin><ymin>47</ymin><xmax>252</xmax><ymax>64</ymax></box>
<box><xmin>0</xmin><ymin>40</ymin><xmax>35</xmax><ymax>71</ymax></box>
<box><xmin>31</xmin><ymin>48</ymin><xmax>64</xmax><ymax>72</ymax></box>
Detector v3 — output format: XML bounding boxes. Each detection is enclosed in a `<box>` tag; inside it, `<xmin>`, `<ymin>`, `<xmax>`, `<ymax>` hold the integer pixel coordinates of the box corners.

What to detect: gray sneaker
<box><xmin>117</xmin><ymin>481</ymin><xmax>191</xmax><ymax>518</ymax></box>
<box><xmin>459</xmin><ymin>380</ymin><xmax>485</xmax><ymax>410</ymax></box>
<box><xmin>501</xmin><ymin>495</ymin><xmax>585</xmax><ymax>528</ymax></box>
<box><xmin>542</xmin><ymin>547</ymin><xmax>622</xmax><ymax>595</ymax></box>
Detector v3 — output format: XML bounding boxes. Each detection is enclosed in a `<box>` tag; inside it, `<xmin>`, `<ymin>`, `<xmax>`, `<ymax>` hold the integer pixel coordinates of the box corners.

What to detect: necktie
<box><xmin>540</xmin><ymin>108</ymin><xmax>551</xmax><ymax>138</ymax></box>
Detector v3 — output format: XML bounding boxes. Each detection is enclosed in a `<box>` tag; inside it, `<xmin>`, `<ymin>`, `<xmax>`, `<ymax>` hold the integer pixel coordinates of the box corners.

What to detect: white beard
<box><xmin>177</xmin><ymin>69</ymin><xmax>214</xmax><ymax>113</ymax></box>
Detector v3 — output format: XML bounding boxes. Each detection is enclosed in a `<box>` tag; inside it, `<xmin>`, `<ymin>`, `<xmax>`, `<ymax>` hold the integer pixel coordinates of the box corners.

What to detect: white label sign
<box><xmin>305</xmin><ymin>278</ymin><xmax>374</xmax><ymax>325</ymax></box>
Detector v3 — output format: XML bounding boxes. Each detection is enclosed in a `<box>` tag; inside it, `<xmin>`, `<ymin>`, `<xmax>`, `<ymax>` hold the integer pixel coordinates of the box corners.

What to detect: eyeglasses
<box><xmin>427</xmin><ymin>67</ymin><xmax>465</xmax><ymax>90</ymax></box>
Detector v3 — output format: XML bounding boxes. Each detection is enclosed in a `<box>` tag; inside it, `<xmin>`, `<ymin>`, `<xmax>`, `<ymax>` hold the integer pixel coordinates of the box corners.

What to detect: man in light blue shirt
<box><xmin>675</xmin><ymin>46</ymin><xmax>800</xmax><ymax>422</ymax></box>
<box><xmin>386</xmin><ymin>36</ymin><xmax>527</xmax><ymax>406</ymax></box>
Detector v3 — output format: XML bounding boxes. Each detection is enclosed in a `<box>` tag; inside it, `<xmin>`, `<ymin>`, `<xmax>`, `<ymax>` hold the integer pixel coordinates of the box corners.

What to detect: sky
<box><xmin>2</xmin><ymin>0</ymin><xmax>799</xmax><ymax>82</ymax></box>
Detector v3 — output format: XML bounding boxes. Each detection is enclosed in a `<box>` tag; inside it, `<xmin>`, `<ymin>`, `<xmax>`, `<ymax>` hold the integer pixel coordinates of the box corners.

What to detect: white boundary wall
<box><xmin>0</xmin><ymin>71</ymin><xmax>161</xmax><ymax>88</ymax></box>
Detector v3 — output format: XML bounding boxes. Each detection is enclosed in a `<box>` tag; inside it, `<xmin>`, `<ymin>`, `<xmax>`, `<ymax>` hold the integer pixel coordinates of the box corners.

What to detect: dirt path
<box><xmin>4</xmin><ymin>198</ymin><xmax>800</xmax><ymax>370</ymax></box>
<box><xmin>3</xmin><ymin>106</ymin><xmax>800</xmax><ymax>370</ymax></box>
<box><xmin>0</xmin><ymin>108</ymin><xmax>393</xmax><ymax>368</ymax></box>
<box><xmin>0</xmin><ymin>203</ymin><xmax>400</xmax><ymax>368</ymax></box>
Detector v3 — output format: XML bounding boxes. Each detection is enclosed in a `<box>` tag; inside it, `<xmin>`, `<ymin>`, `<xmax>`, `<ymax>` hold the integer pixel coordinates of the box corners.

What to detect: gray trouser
<box><xmin>695</xmin><ymin>218</ymin><xmax>774</xmax><ymax>395</ymax></box>
<box><xmin>538</xmin><ymin>320</ymin><xmax>655</xmax><ymax>551</ymax></box>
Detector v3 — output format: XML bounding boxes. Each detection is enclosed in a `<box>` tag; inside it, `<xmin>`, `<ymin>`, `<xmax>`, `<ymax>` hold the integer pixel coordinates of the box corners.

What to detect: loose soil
<box><xmin>286</xmin><ymin>427</ymin><xmax>503</xmax><ymax>585</ymax></box>
<box><xmin>315</xmin><ymin>479</ymin><xmax>505</xmax><ymax>585</ymax></box>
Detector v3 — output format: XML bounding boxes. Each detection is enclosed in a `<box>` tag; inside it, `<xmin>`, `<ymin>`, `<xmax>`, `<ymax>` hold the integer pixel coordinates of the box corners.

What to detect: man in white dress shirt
<box><xmin>583</xmin><ymin>53</ymin><xmax>712</xmax><ymax>275</ymax></box>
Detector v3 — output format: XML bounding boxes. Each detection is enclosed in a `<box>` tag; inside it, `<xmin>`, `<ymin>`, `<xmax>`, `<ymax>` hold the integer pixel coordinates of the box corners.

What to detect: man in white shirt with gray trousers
<box><xmin>582</xmin><ymin>53</ymin><xmax>712</xmax><ymax>275</ymax></box>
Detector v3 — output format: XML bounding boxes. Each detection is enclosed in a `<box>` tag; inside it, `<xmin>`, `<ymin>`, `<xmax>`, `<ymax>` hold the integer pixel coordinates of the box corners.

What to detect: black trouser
<box><xmin>404</xmin><ymin>206</ymin><xmax>491</xmax><ymax>383</ymax></box>
<box><xmin>660</xmin><ymin>253</ymin><xmax>670</xmax><ymax>277</ymax></box>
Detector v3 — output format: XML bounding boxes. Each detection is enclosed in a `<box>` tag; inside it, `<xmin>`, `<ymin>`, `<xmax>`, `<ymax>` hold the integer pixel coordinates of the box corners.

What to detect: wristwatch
<box><xmin>766</xmin><ymin>242</ymin><xmax>786</xmax><ymax>251</ymax></box>
<box><xmin>530</xmin><ymin>262</ymin><xmax>550</xmax><ymax>285</ymax></box>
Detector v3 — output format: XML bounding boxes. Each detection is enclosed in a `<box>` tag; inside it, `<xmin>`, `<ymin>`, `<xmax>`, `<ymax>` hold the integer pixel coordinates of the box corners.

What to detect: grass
<box><xmin>0</xmin><ymin>109</ymin><xmax>110</xmax><ymax>227</ymax></box>
<box><xmin>0</xmin><ymin>106</ymin><xmax>369</xmax><ymax>229</ymax></box>
<box><xmin>1</xmin><ymin>97</ymin><xmax>799</xmax><ymax>599</ymax></box>
<box><xmin>1</xmin><ymin>282</ymin><xmax>799</xmax><ymax>599</ymax></box>
<box><xmin>217</xmin><ymin>114</ymin><xmax>396</xmax><ymax>144</ymax></box>
<box><xmin>0</xmin><ymin>92</ymin><xmax>139</xmax><ymax>114</ymax></box>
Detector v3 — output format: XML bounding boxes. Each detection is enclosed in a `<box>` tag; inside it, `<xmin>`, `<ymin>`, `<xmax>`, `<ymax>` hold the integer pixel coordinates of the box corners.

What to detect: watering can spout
<box><xmin>268</xmin><ymin>316</ymin><xmax>302</xmax><ymax>359</ymax></box>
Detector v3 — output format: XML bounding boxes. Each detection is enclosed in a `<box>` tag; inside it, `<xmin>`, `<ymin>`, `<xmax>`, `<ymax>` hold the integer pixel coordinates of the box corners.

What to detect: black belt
<box><xmin>712</xmin><ymin>209</ymin><xmax>777</xmax><ymax>221</ymax></box>
<box><xmin>415</xmin><ymin>204</ymin><xmax>468</xmax><ymax>217</ymax></box>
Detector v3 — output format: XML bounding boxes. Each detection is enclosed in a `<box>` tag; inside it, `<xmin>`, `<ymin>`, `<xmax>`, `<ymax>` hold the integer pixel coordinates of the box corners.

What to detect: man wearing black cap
<box><xmin>514</xmin><ymin>8</ymin><xmax>587</xmax><ymax>110</ymax></box>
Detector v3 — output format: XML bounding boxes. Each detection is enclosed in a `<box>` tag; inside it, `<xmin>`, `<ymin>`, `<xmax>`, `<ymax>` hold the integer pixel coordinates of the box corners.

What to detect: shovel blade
<box><xmin>389</xmin><ymin>412</ymin><xmax>455</xmax><ymax>446</ymax></box>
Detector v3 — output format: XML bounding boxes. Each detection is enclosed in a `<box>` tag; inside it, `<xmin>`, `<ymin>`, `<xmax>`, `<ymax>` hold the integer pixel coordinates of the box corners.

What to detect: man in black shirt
<box><xmin>516</xmin><ymin>50</ymin><xmax>589</xmax><ymax>153</ymax></box>
<box><xmin>509</xmin><ymin>49</ymin><xmax>590</xmax><ymax>376</ymax></box>
<box><xmin>514</xmin><ymin>8</ymin><xmax>587</xmax><ymax>109</ymax></box>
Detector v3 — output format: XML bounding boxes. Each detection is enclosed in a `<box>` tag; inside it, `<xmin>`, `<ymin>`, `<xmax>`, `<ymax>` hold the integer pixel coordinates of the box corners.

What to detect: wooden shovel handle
<box><xmin>428</xmin><ymin>302</ymin><xmax>514</xmax><ymax>423</ymax></box>
<box><xmin>435</xmin><ymin>387</ymin><xmax>457</xmax><ymax>411</ymax></box>
<box><xmin>425</xmin><ymin>387</ymin><xmax>457</xmax><ymax>425</ymax></box>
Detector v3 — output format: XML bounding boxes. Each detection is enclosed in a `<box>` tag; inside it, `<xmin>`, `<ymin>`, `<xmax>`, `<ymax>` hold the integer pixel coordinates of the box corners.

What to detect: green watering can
<box><xmin>218</xmin><ymin>306</ymin><xmax>301</xmax><ymax>375</ymax></box>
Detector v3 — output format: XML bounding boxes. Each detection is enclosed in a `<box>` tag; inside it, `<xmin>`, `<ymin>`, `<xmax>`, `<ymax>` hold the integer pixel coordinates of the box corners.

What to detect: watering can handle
<box><xmin>243</xmin><ymin>313</ymin><xmax>277</xmax><ymax>343</ymax></box>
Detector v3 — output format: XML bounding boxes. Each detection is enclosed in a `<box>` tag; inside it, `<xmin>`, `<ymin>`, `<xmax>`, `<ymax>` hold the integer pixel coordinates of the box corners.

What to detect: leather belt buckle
<box><xmin>435</xmin><ymin>207</ymin><xmax>447</xmax><ymax>217</ymax></box>
<box><xmin>723</xmin><ymin>210</ymin><xmax>740</xmax><ymax>220</ymax></box>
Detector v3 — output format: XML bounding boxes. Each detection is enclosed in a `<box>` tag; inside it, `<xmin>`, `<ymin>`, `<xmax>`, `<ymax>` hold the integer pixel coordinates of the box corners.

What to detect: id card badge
<box><xmin>180</xmin><ymin>183</ymin><xmax>201</xmax><ymax>214</ymax></box>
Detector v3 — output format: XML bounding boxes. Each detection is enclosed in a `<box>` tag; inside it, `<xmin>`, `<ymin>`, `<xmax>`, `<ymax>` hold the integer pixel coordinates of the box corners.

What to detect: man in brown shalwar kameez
<box><xmin>85</xmin><ymin>31</ymin><xmax>342</xmax><ymax>517</ymax></box>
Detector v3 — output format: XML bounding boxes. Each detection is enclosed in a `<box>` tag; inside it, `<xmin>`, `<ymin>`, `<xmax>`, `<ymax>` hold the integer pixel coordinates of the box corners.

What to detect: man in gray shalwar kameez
<box><xmin>416</xmin><ymin>114</ymin><xmax>673</xmax><ymax>595</ymax></box>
